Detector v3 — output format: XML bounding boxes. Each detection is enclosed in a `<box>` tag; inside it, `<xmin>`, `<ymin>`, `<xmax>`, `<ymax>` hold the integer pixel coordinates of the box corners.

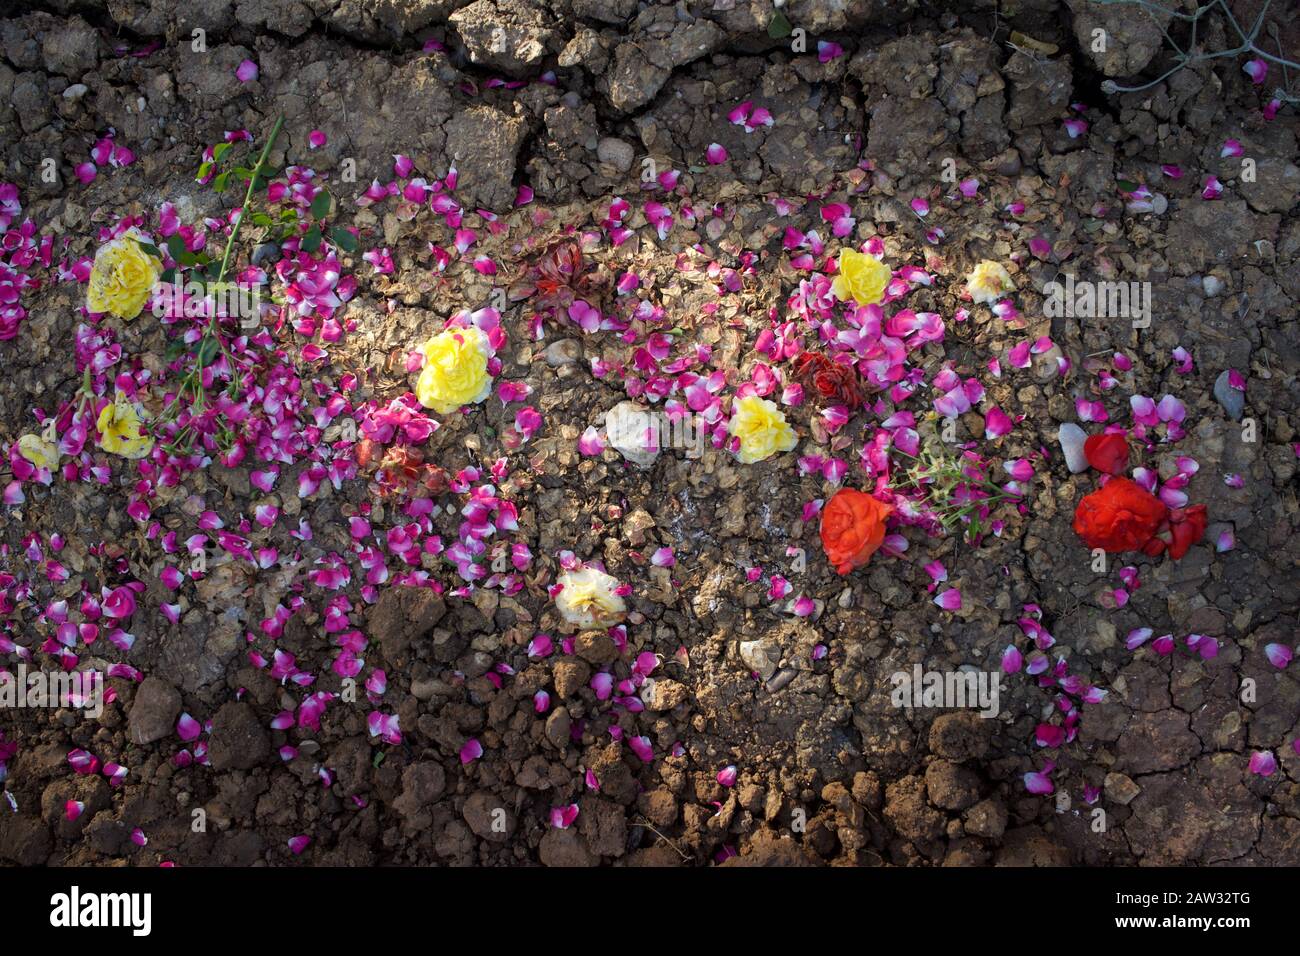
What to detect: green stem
<box><xmin>215</xmin><ymin>116</ymin><xmax>284</xmax><ymax>291</ymax></box>
<box><xmin>158</xmin><ymin>117</ymin><xmax>284</xmax><ymax>450</ymax></box>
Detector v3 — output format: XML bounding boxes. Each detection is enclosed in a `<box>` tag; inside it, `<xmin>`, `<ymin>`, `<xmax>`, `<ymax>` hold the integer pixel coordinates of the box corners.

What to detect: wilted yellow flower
<box><xmin>415</xmin><ymin>326</ymin><xmax>493</xmax><ymax>415</ymax></box>
<box><xmin>966</xmin><ymin>260</ymin><xmax>1014</xmax><ymax>305</ymax></box>
<box><xmin>729</xmin><ymin>395</ymin><xmax>797</xmax><ymax>464</ymax></box>
<box><xmin>86</xmin><ymin>229</ymin><xmax>162</xmax><ymax>319</ymax></box>
<box><xmin>555</xmin><ymin>567</ymin><xmax>626</xmax><ymax>628</ymax></box>
<box><xmin>17</xmin><ymin>433</ymin><xmax>59</xmax><ymax>470</ymax></box>
<box><xmin>830</xmin><ymin>248</ymin><xmax>891</xmax><ymax>307</ymax></box>
<box><xmin>95</xmin><ymin>394</ymin><xmax>154</xmax><ymax>459</ymax></box>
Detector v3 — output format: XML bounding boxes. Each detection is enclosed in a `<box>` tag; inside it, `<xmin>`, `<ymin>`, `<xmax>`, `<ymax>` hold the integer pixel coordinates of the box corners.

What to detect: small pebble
<box><xmin>1058</xmin><ymin>422</ymin><xmax>1089</xmax><ymax>473</ymax></box>
<box><xmin>1213</xmin><ymin>369</ymin><xmax>1244</xmax><ymax>421</ymax></box>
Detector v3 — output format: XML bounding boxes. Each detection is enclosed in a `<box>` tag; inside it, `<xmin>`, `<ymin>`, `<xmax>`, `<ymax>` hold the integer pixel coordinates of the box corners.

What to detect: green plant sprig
<box><xmin>157</xmin><ymin>116</ymin><xmax>285</xmax><ymax>455</ymax></box>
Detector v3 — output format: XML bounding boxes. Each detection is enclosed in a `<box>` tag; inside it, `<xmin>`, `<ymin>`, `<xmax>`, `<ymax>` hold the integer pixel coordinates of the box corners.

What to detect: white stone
<box><xmin>605</xmin><ymin>401</ymin><xmax>660</xmax><ymax>468</ymax></box>
<box><xmin>1058</xmin><ymin>422</ymin><xmax>1089</xmax><ymax>473</ymax></box>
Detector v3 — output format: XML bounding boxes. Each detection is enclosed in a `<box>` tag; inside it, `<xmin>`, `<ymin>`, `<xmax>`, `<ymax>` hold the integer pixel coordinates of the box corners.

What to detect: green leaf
<box><xmin>195</xmin><ymin>161</ymin><xmax>213</xmax><ymax>182</ymax></box>
<box><xmin>165</xmin><ymin>338</ymin><xmax>190</xmax><ymax>363</ymax></box>
<box><xmin>767</xmin><ymin>10</ymin><xmax>792</xmax><ymax>38</ymax></box>
<box><xmin>212</xmin><ymin>170</ymin><xmax>231</xmax><ymax>193</ymax></box>
<box><xmin>330</xmin><ymin>226</ymin><xmax>357</xmax><ymax>253</ymax></box>
<box><xmin>212</xmin><ymin>142</ymin><xmax>233</xmax><ymax>163</ymax></box>
<box><xmin>166</xmin><ymin>234</ymin><xmax>187</xmax><ymax>262</ymax></box>
<box><xmin>1116</xmin><ymin>179</ymin><xmax>1139</xmax><ymax>193</ymax></box>
<box><xmin>194</xmin><ymin>337</ymin><xmax>220</xmax><ymax>368</ymax></box>
<box><xmin>160</xmin><ymin>268</ymin><xmax>176</xmax><ymax>285</ymax></box>
<box><xmin>251</xmin><ymin>212</ymin><xmax>275</xmax><ymax>228</ymax></box>
<box><xmin>301</xmin><ymin>225</ymin><xmax>322</xmax><ymax>253</ymax></box>
<box><xmin>310</xmin><ymin>189</ymin><xmax>332</xmax><ymax>221</ymax></box>
<box><xmin>134</xmin><ymin>239</ymin><xmax>162</xmax><ymax>260</ymax></box>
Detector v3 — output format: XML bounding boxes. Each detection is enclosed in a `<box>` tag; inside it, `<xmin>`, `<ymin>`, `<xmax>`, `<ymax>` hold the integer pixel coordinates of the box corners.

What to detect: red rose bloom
<box><xmin>1141</xmin><ymin>504</ymin><xmax>1207</xmax><ymax>560</ymax></box>
<box><xmin>793</xmin><ymin>352</ymin><xmax>862</xmax><ymax>408</ymax></box>
<box><xmin>1084</xmin><ymin>433</ymin><xmax>1129</xmax><ymax>475</ymax></box>
<box><xmin>1073</xmin><ymin>477</ymin><xmax>1167</xmax><ymax>552</ymax></box>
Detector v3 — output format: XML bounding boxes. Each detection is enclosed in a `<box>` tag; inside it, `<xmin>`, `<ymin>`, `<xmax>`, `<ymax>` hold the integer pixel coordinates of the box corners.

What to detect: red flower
<box><xmin>1142</xmin><ymin>504</ymin><xmax>1207</xmax><ymax>560</ymax></box>
<box><xmin>820</xmin><ymin>488</ymin><xmax>893</xmax><ymax>574</ymax></box>
<box><xmin>793</xmin><ymin>352</ymin><xmax>862</xmax><ymax>408</ymax></box>
<box><xmin>1084</xmin><ymin>433</ymin><xmax>1129</xmax><ymax>475</ymax></box>
<box><xmin>1073</xmin><ymin>477</ymin><xmax>1167</xmax><ymax>552</ymax></box>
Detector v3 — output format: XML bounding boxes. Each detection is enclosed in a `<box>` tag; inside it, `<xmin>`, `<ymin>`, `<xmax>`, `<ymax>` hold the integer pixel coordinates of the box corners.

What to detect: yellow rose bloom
<box><xmin>555</xmin><ymin>567</ymin><xmax>627</xmax><ymax>628</ymax></box>
<box><xmin>414</xmin><ymin>326</ymin><xmax>494</xmax><ymax>415</ymax></box>
<box><xmin>17</xmin><ymin>434</ymin><xmax>59</xmax><ymax>470</ymax></box>
<box><xmin>966</xmin><ymin>260</ymin><xmax>1014</xmax><ymax>305</ymax></box>
<box><xmin>830</xmin><ymin>248</ymin><xmax>891</xmax><ymax>307</ymax></box>
<box><xmin>86</xmin><ymin>229</ymin><xmax>163</xmax><ymax>319</ymax></box>
<box><xmin>95</xmin><ymin>394</ymin><xmax>154</xmax><ymax>459</ymax></box>
<box><xmin>729</xmin><ymin>395</ymin><xmax>797</xmax><ymax>464</ymax></box>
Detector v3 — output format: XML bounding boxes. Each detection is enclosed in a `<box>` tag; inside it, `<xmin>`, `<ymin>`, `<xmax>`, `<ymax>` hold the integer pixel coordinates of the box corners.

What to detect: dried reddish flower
<box><xmin>820</xmin><ymin>487</ymin><xmax>893</xmax><ymax>575</ymax></box>
<box><xmin>793</xmin><ymin>351</ymin><xmax>862</xmax><ymax>407</ymax></box>
<box><xmin>1073</xmin><ymin>477</ymin><xmax>1167</xmax><ymax>552</ymax></box>
<box><xmin>1083</xmin><ymin>433</ymin><xmax>1129</xmax><ymax>475</ymax></box>
<box><xmin>526</xmin><ymin>240</ymin><xmax>599</xmax><ymax>309</ymax></box>
<box><xmin>360</xmin><ymin>444</ymin><xmax>447</xmax><ymax>499</ymax></box>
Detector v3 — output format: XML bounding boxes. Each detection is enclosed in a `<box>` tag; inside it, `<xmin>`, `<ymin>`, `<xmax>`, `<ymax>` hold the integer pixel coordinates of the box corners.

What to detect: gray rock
<box><xmin>321</xmin><ymin>0</ymin><xmax>457</xmax><ymax>43</ymax></box>
<box><xmin>1031</xmin><ymin>343</ymin><xmax>1065</xmax><ymax>383</ymax></box>
<box><xmin>963</xmin><ymin>798</ymin><xmax>1007</xmax><ymax>840</ymax></box>
<box><xmin>1058</xmin><ymin>422</ymin><xmax>1089</xmax><ymax>473</ymax></box>
<box><xmin>1004</xmin><ymin>51</ymin><xmax>1072</xmax><ymax>130</ymax></box>
<box><xmin>545</xmin><ymin>338</ymin><xmax>582</xmax><ymax>367</ymax></box>
<box><xmin>1070</xmin><ymin>0</ymin><xmax>1170</xmax><ymax>77</ymax></box>
<box><xmin>765</xmin><ymin>668</ymin><xmax>797</xmax><ymax>693</ymax></box>
<box><xmin>463</xmin><ymin>791</ymin><xmax>515</xmax><ymax>841</ymax></box>
<box><xmin>738</xmin><ymin>637</ymin><xmax>781</xmax><ymax>682</ymax></box>
<box><xmin>1213</xmin><ymin>370</ymin><xmax>1244</xmax><ymax>421</ymax></box>
<box><xmin>128</xmin><ymin>677</ymin><xmax>182</xmax><ymax>746</ymax></box>
<box><xmin>450</xmin><ymin>0</ymin><xmax>558</xmax><ymax>76</ymax></box>
<box><xmin>599</xmin><ymin>18</ymin><xmax>724</xmax><ymax>113</ymax></box>
<box><xmin>444</xmin><ymin>106</ymin><xmax>529</xmax><ymax>211</ymax></box>
<box><xmin>207</xmin><ymin>701</ymin><xmax>270</xmax><ymax>771</ymax></box>
<box><xmin>1104</xmin><ymin>771</ymin><xmax>1141</xmax><ymax>805</ymax></box>
<box><xmin>596</xmin><ymin>137</ymin><xmax>635</xmax><ymax>173</ymax></box>
<box><xmin>605</xmin><ymin>401</ymin><xmax>660</xmax><ymax>468</ymax></box>
<box><xmin>40</xmin><ymin>16</ymin><xmax>99</xmax><ymax>79</ymax></box>
<box><xmin>572</xmin><ymin>0</ymin><xmax>636</xmax><ymax>25</ymax></box>
<box><xmin>1238</xmin><ymin>157</ymin><xmax>1299</xmax><ymax>214</ymax></box>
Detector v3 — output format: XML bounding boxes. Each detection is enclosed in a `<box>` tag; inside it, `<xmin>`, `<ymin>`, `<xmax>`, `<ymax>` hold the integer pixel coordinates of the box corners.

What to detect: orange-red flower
<box><xmin>820</xmin><ymin>488</ymin><xmax>893</xmax><ymax>575</ymax></box>
<box><xmin>1084</xmin><ymin>433</ymin><xmax>1129</xmax><ymax>475</ymax></box>
<box><xmin>1072</xmin><ymin>477</ymin><xmax>1167</xmax><ymax>552</ymax></box>
<box><xmin>1142</xmin><ymin>504</ymin><xmax>1207</xmax><ymax>560</ymax></box>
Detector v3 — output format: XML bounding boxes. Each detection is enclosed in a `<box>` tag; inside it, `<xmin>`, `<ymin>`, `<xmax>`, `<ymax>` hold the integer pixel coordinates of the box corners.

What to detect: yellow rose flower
<box><xmin>555</xmin><ymin>567</ymin><xmax>627</xmax><ymax>628</ymax></box>
<box><xmin>95</xmin><ymin>394</ymin><xmax>154</xmax><ymax>459</ymax></box>
<box><xmin>17</xmin><ymin>433</ymin><xmax>59</xmax><ymax>470</ymax></box>
<box><xmin>966</xmin><ymin>260</ymin><xmax>1014</xmax><ymax>305</ymax></box>
<box><xmin>86</xmin><ymin>229</ymin><xmax>163</xmax><ymax>319</ymax></box>
<box><xmin>830</xmin><ymin>248</ymin><xmax>891</xmax><ymax>306</ymax></box>
<box><xmin>729</xmin><ymin>395</ymin><xmax>797</xmax><ymax>464</ymax></box>
<box><xmin>414</xmin><ymin>326</ymin><xmax>494</xmax><ymax>415</ymax></box>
